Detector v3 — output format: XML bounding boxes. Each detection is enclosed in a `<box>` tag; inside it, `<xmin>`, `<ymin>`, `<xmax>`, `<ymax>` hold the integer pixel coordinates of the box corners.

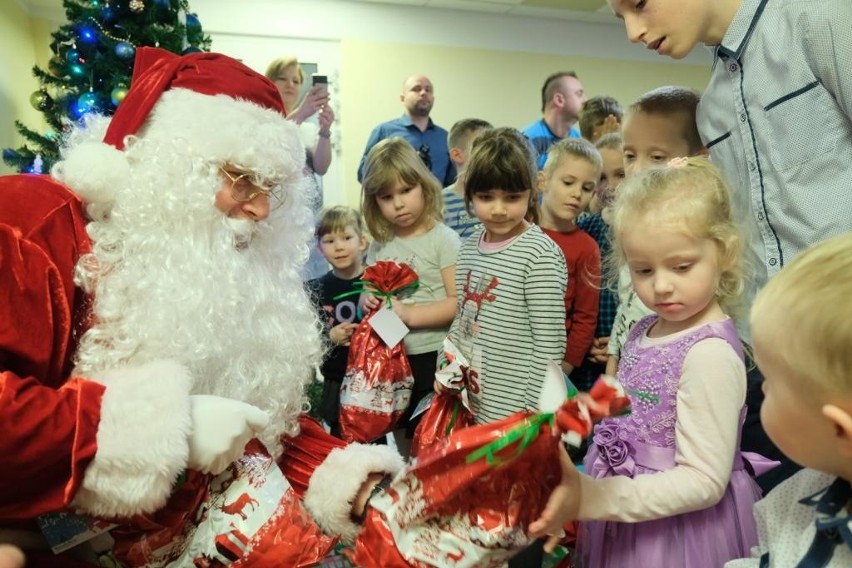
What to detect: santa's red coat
<box><xmin>0</xmin><ymin>174</ymin><xmax>102</xmax><ymax>520</ymax></box>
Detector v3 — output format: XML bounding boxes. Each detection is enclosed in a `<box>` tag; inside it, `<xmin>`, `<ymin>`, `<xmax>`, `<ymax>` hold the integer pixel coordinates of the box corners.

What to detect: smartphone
<box><xmin>312</xmin><ymin>74</ymin><xmax>328</xmax><ymax>95</ymax></box>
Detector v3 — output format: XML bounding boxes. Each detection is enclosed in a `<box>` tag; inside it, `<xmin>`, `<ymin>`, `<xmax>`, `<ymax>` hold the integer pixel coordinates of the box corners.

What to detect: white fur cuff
<box><xmin>71</xmin><ymin>359</ymin><xmax>192</xmax><ymax>517</ymax></box>
<box><xmin>304</xmin><ymin>444</ymin><xmax>405</xmax><ymax>543</ymax></box>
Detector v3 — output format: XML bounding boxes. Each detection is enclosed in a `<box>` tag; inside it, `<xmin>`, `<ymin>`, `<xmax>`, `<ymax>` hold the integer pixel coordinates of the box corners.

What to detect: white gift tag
<box><xmin>368</xmin><ymin>307</ymin><xmax>410</xmax><ymax>348</ymax></box>
<box><xmin>410</xmin><ymin>391</ymin><xmax>434</xmax><ymax>420</ymax></box>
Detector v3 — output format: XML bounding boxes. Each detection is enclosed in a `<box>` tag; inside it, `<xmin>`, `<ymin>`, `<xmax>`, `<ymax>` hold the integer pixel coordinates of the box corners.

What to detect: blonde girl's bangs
<box><xmin>360</xmin><ymin>137</ymin><xmax>442</xmax><ymax>242</ymax></box>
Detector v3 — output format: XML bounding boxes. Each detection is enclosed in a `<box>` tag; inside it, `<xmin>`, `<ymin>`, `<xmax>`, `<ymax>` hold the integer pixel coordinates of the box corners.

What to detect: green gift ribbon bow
<box><xmin>333</xmin><ymin>279</ymin><xmax>420</xmax><ymax>308</ymax></box>
<box><xmin>466</xmin><ymin>413</ymin><xmax>556</xmax><ymax>467</ymax></box>
<box><xmin>465</xmin><ymin>386</ymin><xmax>657</xmax><ymax>467</ymax></box>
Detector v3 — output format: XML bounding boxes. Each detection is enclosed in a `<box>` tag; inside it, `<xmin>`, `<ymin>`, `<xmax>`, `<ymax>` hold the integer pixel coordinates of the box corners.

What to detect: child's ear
<box><xmin>449</xmin><ymin>147</ymin><xmax>464</xmax><ymax>167</ymax></box>
<box><xmin>358</xmin><ymin>234</ymin><xmax>368</xmax><ymax>252</ymax></box>
<box><xmin>537</xmin><ymin>170</ymin><xmax>547</xmax><ymax>192</ymax></box>
<box><xmin>822</xmin><ymin>404</ymin><xmax>852</xmax><ymax>457</ymax></box>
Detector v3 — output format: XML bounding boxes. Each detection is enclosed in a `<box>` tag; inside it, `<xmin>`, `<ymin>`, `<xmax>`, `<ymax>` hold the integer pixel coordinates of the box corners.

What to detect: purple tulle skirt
<box><xmin>578</xmin><ymin>444</ymin><xmax>762</xmax><ymax>568</ymax></box>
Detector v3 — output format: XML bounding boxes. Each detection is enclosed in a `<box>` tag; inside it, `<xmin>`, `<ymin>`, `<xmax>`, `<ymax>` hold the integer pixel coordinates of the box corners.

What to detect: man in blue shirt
<box><xmin>357</xmin><ymin>75</ymin><xmax>455</xmax><ymax>185</ymax></box>
<box><xmin>522</xmin><ymin>71</ymin><xmax>586</xmax><ymax>170</ymax></box>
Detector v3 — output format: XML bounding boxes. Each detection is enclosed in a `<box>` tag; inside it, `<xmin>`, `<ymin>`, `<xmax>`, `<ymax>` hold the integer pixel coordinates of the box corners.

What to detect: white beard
<box><xmin>72</xmin><ymin>139</ymin><xmax>322</xmax><ymax>457</ymax></box>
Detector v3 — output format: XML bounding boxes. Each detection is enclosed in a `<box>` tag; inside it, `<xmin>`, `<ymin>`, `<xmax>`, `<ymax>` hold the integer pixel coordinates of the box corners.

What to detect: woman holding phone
<box><xmin>265</xmin><ymin>57</ymin><xmax>336</xmax><ymax>279</ymax></box>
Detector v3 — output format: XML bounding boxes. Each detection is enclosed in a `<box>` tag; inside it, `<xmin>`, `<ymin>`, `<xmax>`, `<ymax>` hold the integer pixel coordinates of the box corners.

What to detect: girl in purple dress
<box><xmin>530</xmin><ymin>157</ymin><xmax>767</xmax><ymax>567</ymax></box>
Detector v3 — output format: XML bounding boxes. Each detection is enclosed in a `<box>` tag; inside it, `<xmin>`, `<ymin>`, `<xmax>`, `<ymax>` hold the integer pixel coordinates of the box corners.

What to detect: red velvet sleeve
<box><xmin>564</xmin><ymin>235</ymin><xmax>601</xmax><ymax>368</ymax></box>
<box><xmin>0</xmin><ymin>175</ymin><xmax>103</xmax><ymax>520</ymax></box>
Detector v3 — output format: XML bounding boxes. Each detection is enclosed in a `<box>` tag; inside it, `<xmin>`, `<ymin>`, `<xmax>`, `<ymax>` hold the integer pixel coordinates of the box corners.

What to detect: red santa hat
<box><xmin>102</xmin><ymin>47</ymin><xmax>285</xmax><ymax>149</ymax></box>
<box><xmin>54</xmin><ymin>47</ymin><xmax>301</xmax><ymax>204</ymax></box>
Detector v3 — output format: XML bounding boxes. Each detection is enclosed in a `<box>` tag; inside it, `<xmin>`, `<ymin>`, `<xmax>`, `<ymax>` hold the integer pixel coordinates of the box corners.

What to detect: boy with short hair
<box><xmin>538</xmin><ymin>138</ymin><xmax>602</xmax><ymax>379</ymax></box>
<box><xmin>607</xmin><ymin>86</ymin><xmax>707</xmax><ymax>373</ymax></box>
<box><xmin>442</xmin><ymin>118</ymin><xmax>493</xmax><ymax>239</ymax></box>
<box><xmin>578</xmin><ymin>95</ymin><xmax>623</xmax><ymax>143</ymax></box>
<box><xmin>606</xmin><ymin>0</ymin><xmax>852</xmax><ymax>491</ymax></box>
<box><xmin>725</xmin><ymin>233</ymin><xmax>852</xmax><ymax>567</ymax></box>
<box><xmin>573</xmin><ymin>133</ymin><xmax>624</xmax><ymax>391</ymax></box>
<box><xmin>307</xmin><ymin>206</ymin><xmax>368</xmax><ymax>437</ymax></box>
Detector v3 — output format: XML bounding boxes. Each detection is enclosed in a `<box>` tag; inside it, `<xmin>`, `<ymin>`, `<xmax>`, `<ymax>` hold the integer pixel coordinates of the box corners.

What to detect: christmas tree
<box><xmin>3</xmin><ymin>0</ymin><xmax>211</xmax><ymax>173</ymax></box>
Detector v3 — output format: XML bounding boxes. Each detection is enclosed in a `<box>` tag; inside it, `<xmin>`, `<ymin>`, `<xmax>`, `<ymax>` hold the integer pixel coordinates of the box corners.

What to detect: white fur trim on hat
<box><xmin>139</xmin><ymin>88</ymin><xmax>305</xmax><ymax>182</ymax></box>
<box><xmin>52</xmin><ymin>140</ymin><xmax>130</xmax><ymax>204</ymax></box>
<box><xmin>71</xmin><ymin>359</ymin><xmax>192</xmax><ymax>517</ymax></box>
<box><xmin>304</xmin><ymin>444</ymin><xmax>405</xmax><ymax>543</ymax></box>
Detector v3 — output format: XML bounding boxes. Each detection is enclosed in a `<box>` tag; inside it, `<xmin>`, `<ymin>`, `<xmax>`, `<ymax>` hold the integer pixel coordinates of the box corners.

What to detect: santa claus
<box><xmin>0</xmin><ymin>48</ymin><xmax>402</xmax><ymax>566</ymax></box>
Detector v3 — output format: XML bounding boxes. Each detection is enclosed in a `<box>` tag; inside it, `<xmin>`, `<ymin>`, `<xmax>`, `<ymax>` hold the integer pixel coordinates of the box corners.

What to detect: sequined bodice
<box><xmin>601</xmin><ymin>316</ymin><xmax>743</xmax><ymax>449</ymax></box>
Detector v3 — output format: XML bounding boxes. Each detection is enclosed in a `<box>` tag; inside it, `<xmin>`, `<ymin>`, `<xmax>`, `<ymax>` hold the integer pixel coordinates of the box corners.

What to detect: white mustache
<box><xmin>222</xmin><ymin>216</ymin><xmax>258</xmax><ymax>248</ymax></box>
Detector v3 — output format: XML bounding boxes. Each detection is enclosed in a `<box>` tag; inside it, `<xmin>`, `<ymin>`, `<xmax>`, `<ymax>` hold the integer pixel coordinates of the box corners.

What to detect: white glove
<box><xmin>187</xmin><ymin>395</ymin><xmax>269</xmax><ymax>475</ymax></box>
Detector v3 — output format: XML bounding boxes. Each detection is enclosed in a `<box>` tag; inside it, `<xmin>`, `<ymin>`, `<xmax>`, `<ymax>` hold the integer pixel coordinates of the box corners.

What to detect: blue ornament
<box><xmin>114</xmin><ymin>41</ymin><xmax>135</xmax><ymax>60</ymax></box>
<box><xmin>69</xmin><ymin>62</ymin><xmax>87</xmax><ymax>78</ymax></box>
<box><xmin>76</xmin><ymin>24</ymin><xmax>98</xmax><ymax>45</ymax></box>
<box><xmin>71</xmin><ymin>92</ymin><xmax>100</xmax><ymax>119</ymax></box>
<box><xmin>65</xmin><ymin>48</ymin><xmax>82</xmax><ymax>64</ymax></box>
<box><xmin>102</xmin><ymin>6</ymin><xmax>116</xmax><ymax>24</ymax></box>
<box><xmin>2</xmin><ymin>148</ymin><xmax>20</xmax><ymax>162</ymax></box>
<box><xmin>185</xmin><ymin>12</ymin><xmax>200</xmax><ymax>28</ymax></box>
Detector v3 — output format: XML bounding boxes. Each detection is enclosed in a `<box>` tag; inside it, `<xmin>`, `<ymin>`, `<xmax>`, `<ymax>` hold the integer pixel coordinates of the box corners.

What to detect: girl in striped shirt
<box><xmin>440</xmin><ymin>127</ymin><xmax>567</xmax><ymax>424</ymax></box>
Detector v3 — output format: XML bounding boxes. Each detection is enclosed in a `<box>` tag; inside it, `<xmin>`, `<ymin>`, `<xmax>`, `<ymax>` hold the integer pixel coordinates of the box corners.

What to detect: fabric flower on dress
<box><xmin>591</xmin><ymin>424</ymin><xmax>635</xmax><ymax>477</ymax></box>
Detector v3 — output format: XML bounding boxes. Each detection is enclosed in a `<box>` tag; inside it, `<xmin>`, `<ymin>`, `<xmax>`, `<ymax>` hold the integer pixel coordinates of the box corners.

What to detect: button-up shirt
<box><xmin>357</xmin><ymin>114</ymin><xmax>455</xmax><ymax>185</ymax></box>
<box><xmin>697</xmin><ymin>0</ymin><xmax>852</xmax><ymax>339</ymax></box>
<box><xmin>725</xmin><ymin>469</ymin><xmax>852</xmax><ymax>567</ymax></box>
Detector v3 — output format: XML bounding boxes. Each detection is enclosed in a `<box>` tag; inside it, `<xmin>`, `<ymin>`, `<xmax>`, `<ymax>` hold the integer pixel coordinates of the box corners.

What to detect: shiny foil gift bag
<box><xmin>350</xmin><ymin>369</ymin><xmax>632</xmax><ymax>568</ymax></box>
<box><xmin>339</xmin><ymin>261</ymin><xmax>419</xmax><ymax>443</ymax></box>
<box><xmin>410</xmin><ymin>338</ymin><xmax>475</xmax><ymax>459</ymax></box>
<box><xmin>111</xmin><ymin>440</ymin><xmax>338</xmax><ymax>567</ymax></box>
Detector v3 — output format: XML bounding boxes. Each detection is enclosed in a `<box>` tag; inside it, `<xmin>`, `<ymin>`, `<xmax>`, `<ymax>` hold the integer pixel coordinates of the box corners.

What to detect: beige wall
<box><xmin>340</xmin><ymin>39</ymin><xmax>710</xmax><ymax>206</ymax></box>
<box><xmin>0</xmin><ymin>3</ymin><xmax>49</xmax><ymax>175</ymax></box>
<box><xmin>1</xmin><ymin>6</ymin><xmax>710</xmax><ymax>195</ymax></box>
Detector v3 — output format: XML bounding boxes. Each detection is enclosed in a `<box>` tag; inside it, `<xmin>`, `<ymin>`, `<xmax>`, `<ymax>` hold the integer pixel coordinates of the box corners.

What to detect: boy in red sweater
<box><xmin>538</xmin><ymin>138</ymin><xmax>602</xmax><ymax>378</ymax></box>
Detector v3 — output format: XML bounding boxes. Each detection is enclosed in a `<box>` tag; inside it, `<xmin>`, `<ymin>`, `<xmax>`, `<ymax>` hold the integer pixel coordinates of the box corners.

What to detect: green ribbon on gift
<box><xmin>466</xmin><ymin>413</ymin><xmax>556</xmax><ymax>467</ymax></box>
<box><xmin>445</xmin><ymin>387</ymin><xmax>469</xmax><ymax>436</ymax></box>
<box><xmin>465</xmin><ymin>385</ymin><xmax>657</xmax><ymax>468</ymax></box>
<box><xmin>333</xmin><ymin>280</ymin><xmax>420</xmax><ymax>309</ymax></box>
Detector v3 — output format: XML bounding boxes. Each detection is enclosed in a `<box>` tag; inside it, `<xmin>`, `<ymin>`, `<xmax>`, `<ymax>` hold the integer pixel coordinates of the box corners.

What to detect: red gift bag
<box><xmin>339</xmin><ymin>261</ymin><xmax>419</xmax><ymax>443</ymax></box>
<box><xmin>410</xmin><ymin>338</ymin><xmax>476</xmax><ymax>459</ymax></box>
<box><xmin>350</xmin><ymin>374</ymin><xmax>631</xmax><ymax>568</ymax></box>
<box><xmin>111</xmin><ymin>440</ymin><xmax>338</xmax><ymax>567</ymax></box>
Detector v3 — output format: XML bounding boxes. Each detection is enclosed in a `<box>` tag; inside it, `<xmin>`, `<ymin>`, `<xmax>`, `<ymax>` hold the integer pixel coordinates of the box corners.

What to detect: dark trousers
<box><xmin>401</xmin><ymin>350</ymin><xmax>440</xmax><ymax>437</ymax></box>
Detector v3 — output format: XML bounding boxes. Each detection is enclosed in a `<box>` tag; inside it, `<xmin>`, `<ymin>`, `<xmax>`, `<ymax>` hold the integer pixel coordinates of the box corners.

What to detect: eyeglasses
<box><xmin>219</xmin><ymin>167</ymin><xmax>282</xmax><ymax>205</ymax></box>
<box><xmin>417</xmin><ymin>144</ymin><xmax>432</xmax><ymax>170</ymax></box>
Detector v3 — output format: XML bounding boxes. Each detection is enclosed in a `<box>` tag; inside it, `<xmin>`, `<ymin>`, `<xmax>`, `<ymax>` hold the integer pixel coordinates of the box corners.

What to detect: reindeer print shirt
<box><xmin>449</xmin><ymin>225</ymin><xmax>567</xmax><ymax>424</ymax></box>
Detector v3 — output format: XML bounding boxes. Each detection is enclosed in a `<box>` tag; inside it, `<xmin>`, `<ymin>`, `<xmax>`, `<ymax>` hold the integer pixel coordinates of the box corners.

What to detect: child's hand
<box><xmin>433</xmin><ymin>379</ymin><xmax>447</xmax><ymax>395</ymax></box>
<box><xmin>528</xmin><ymin>445</ymin><xmax>581</xmax><ymax>553</ymax></box>
<box><xmin>390</xmin><ymin>296</ymin><xmax>409</xmax><ymax>325</ymax></box>
<box><xmin>359</xmin><ymin>291</ymin><xmax>381</xmax><ymax>313</ymax></box>
<box><xmin>587</xmin><ymin>336</ymin><xmax>610</xmax><ymax>365</ymax></box>
<box><xmin>329</xmin><ymin>322</ymin><xmax>357</xmax><ymax>346</ymax></box>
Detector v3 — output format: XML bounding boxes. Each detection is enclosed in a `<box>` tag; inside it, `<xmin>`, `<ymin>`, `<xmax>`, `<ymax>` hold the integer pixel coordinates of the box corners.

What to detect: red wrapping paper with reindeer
<box><xmin>339</xmin><ymin>261</ymin><xmax>419</xmax><ymax>443</ymax></box>
<box><xmin>109</xmin><ymin>439</ymin><xmax>337</xmax><ymax>567</ymax></box>
<box><xmin>350</xmin><ymin>365</ymin><xmax>631</xmax><ymax>568</ymax></box>
<box><xmin>410</xmin><ymin>338</ymin><xmax>476</xmax><ymax>459</ymax></box>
